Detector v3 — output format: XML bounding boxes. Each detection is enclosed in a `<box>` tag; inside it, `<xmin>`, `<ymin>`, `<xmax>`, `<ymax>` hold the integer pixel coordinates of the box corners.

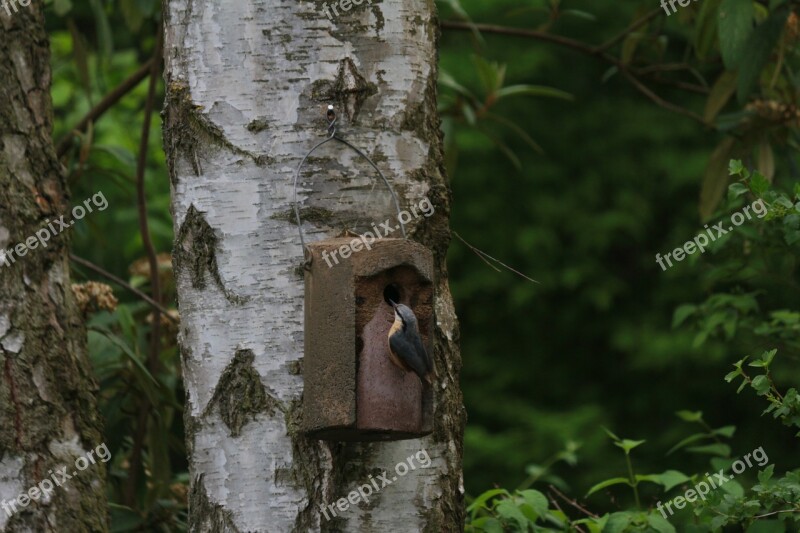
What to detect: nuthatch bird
<box><xmin>387</xmin><ymin>300</ymin><xmax>433</xmax><ymax>385</ymax></box>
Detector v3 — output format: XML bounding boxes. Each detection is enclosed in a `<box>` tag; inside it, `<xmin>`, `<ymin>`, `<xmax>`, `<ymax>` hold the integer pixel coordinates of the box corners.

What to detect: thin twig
<box><xmin>452</xmin><ymin>231</ymin><xmax>539</xmax><ymax>283</ymax></box>
<box><xmin>752</xmin><ymin>509</ymin><xmax>800</xmax><ymax>520</ymax></box>
<box><xmin>56</xmin><ymin>58</ymin><xmax>154</xmax><ymax>158</ymax></box>
<box><xmin>595</xmin><ymin>8</ymin><xmax>663</xmax><ymax>53</ymax></box>
<box><xmin>546</xmin><ymin>493</ymin><xmax>587</xmax><ymax>533</ymax></box>
<box><xmin>70</xmin><ymin>254</ymin><xmax>177</xmax><ymax>323</ymax></box>
<box><xmin>441</xmin><ymin>20</ymin><xmax>710</xmax><ymax>119</ymax></box>
<box><xmin>442</xmin><ymin>20</ymin><xmax>603</xmax><ymax>58</ymax></box>
<box><xmin>549</xmin><ymin>485</ymin><xmax>599</xmax><ymax>518</ymax></box>
<box><xmin>644</xmin><ymin>76</ymin><xmax>708</xmax><ymax>94</ymax></box>
<box><xmin>125</xmin><ymin>22</ymin><xmax>164</xmax><ymax>508</ymax></box>
<box><xmin>620</xmin><ymin>70</ymin><xmax>706</xmax><ymax>124</ymax></box>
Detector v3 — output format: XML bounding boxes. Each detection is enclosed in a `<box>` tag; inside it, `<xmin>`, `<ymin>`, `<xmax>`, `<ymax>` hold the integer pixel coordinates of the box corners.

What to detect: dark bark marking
<box><xmin>190</xmin><ymin>473</ymin><xmax>241</xmax><ymax>533</ymax></box>
<box><xmin>310</xmin><ymin>58</ymin><xmax>378</xmax><ymax>123</ymax></box>
<box><xmin>175</xmin><ymin>205</ymin><xmax>248</xmax><ymax>305</ymax></box>
<box><xmin>205</xmin><ymin>349</ymin><xmax>282</xmax><ymax>437</ymax></box>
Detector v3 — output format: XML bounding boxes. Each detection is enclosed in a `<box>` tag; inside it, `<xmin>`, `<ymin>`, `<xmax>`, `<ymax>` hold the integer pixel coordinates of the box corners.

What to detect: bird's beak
<box><xmin>388</xmin><ymin>299</ymin><xmax>398</xmax><ymax>309</ymax></box>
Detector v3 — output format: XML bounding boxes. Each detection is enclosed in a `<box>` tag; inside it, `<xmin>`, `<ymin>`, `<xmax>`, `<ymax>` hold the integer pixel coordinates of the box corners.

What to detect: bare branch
<box><xmin>56</xmin><ymin>58</ymin><xmax>154</xmax><ymax>158</ymax></box>
<box><xmin>70</xmin><ymin>254</ymin><xmax>178</xmax><ymax>324</ymax></box>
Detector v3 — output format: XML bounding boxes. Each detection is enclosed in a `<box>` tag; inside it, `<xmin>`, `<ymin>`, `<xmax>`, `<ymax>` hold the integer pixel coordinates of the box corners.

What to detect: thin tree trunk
<box><xmin>163</xmin><ymin>1</ymin><xmax>464</xmax><ymax>531</ymax></box>
<box><xmin>0</xmin><ymin>6</ymin><xmax>108</xmax><ymax>532</ymax></box>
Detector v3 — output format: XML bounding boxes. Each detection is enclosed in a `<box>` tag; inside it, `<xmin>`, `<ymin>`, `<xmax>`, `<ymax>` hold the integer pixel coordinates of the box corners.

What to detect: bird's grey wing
<box><xmin>390</xmin><ymin>333</ymin><xmax>428</xmax><ymax>379</ymax></box>
<box><xmin>411</xmin><ymin>325</ymin><xmax>432</xmax><ymax>374</ymax></box>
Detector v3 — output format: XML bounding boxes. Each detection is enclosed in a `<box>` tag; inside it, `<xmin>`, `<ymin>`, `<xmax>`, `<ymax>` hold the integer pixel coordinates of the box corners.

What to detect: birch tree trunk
<box><xmin>0</xmin><ymin>5</ymin><xmax>107</xmax><ymax>532</ymax></box>
<box><xmin>163</xmin><ymin>1</ymin><xmax>464</xmax><ymax>530</ymax></box>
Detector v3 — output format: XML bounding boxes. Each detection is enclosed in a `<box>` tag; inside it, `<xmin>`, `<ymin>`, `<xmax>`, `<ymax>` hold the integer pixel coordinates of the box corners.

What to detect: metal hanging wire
<box><xmin>292</xmin><ymin>105</ymin><xmax>407</xmax><ymax>254</ymax></box>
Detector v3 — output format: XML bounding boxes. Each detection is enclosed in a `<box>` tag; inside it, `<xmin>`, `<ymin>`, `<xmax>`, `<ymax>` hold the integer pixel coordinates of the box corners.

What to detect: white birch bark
<box><xmin>163</xmin><ymin>1</ymin><xmax>464</xmax><ymax>530</ymax></box>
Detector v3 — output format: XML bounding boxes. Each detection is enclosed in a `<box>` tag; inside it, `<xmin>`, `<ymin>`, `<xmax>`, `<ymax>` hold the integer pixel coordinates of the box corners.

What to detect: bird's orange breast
<box><xmin>387</xmin><ymin>318</ymin><xmax>412</xmax><ymax>371</ymax></box>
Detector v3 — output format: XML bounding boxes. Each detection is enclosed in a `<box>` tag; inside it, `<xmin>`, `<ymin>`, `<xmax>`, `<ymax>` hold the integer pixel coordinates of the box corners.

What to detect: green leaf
<box><xmin>725</xmin><ymin>369</ymin><xmax>742</xmax><ymax>382</ymax></box>
<box><xmin>757</xmin><ymin>464</ymin><xmax>774</xmax><ymax>483</ymax></box>
<box><xmin>439</xmin><ymin>70</ymin><xmax>477</xmax><ymax>102</ymax></box>
<box><xmin>614</xmin><ymin>439</ymin><xmax>646</xmax><ymax>453</ymax></box>
<box><xmin>686</xmin><ymin>443</ymin><xmax>731</xmax><ymax>456</ymax></box>
<box><xmin>672</xmin><ymin>305</ymin><xmax>697</xmax><ymax>328</ymax></box>
<box><xmin>653</xmin><ymin>470</ymin><xmax>691</xmax><ymax>492</ymax></box>
<box><xmin>518</xmin><ymin>489</ymin><xmax>548</xmax><ymax>517</ymax></box>
<box><xmin>667</xmin><ymin>432</ymin><xmax>711</xmax><ymax>455</ymax></box>
<box><xmin>711</xmin><ymin>515</ymin><xmax>729</xmax><ymax>530</ymax></box>
<box><xmin>586</xmin><ymin>477</ymin><xmax>631</xmax><ymax>497</ymax></box>
<box><xmin>469</xmin><ymin>517</ymin><xmax>504</xmax><ymax>533</ymax></box>
<box><xmin>494</xmin><ymin>84</ymin><xmax>573</xmax><ymax>101</ymax></box>
<box><xmin>705</xmin><ymin>70</ymin><xmax>739</xmax><ymax>123</ymax></box>
<box><xmin>694</xmin><ymin>0</ymin><xmax>724</xmax><ymax>60</ymax></box>
<box><xmin>472</xmin><ymin>55</ymin><xmax>505</xmax><ymax>95</ymax></box>
<box><xmin>603</xmin><ymin>511</ymin><xmax>634</xmax><ymax>533</ymax></box>
<box><xmin>601</xmin><ymin>66</ymin><xmax>618</xmax><ymax>83</ymax></box>
<box><xmin>728</xmin><ymin>159</ymin><xmax>746</xmax><ymax>176</ymax></box>
<box><xmin>676</xmin><ymin>410</ymin><xmax>703</xmax><ymax>422</ymax></box>
<box><xmin>562</xmin><ymin>9</ymin><xmax>596</xmax><ymax>21</ymax></box>
<box><xmin>495</xmin><ymin>499</ymin><xmax>528</xmax><ymax>530</ymax></box>
<box><xmin>737</xmin><ymin>6</ymin><xmax>789</xmax><ymax>103</ymax></box>
<box><xmin>728</xmin><ymin>182</ymin><xmax>749</xmax><ymax>200</ymax></box>
<box><xmin>91</xmin><ymin>329</ymin><xmax>158</xmax><ymax>386</ymax></box>
<box><xmin>712</xmin><ymin>425</ymin><xmax>736</xmax><ymax>437</ymax></box>
<box><xmin>467</xmin><ymin>489</ymin><xmax>509</xmax><ymax>515</ymax></box>
<box><xmin>718</xmin><ymin>0</ymin><xmax>755</xmax><ymax>69</ymax></box>
<box><xmin>647</xmin><ymin>513</ymin><xmax>677</xmax><ymax>533</ymax></box>
<box><xmin>756</xmin><ymin>137</ymin><xmax>775</xmax><ymax>182</ymax></box>
<box><xmin>602</xmin><ymin>426</ymin><xmax>620</xmax><ymax>441</ymax></box>
<box><xmin>700</xmin><ymin>137</ymin><xmax>737</xmax><ymax>220</ymax></box>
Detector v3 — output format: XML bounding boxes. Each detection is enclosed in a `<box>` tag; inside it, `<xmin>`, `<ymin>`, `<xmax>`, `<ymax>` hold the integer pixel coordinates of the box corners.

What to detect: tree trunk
<box><xmin>163</xmin><ymin>1</ymin><xmax>464</xmax><ymax>531</ymax></box>
<box><xmin>0</xmin><ymin>6</ymin><xmax>108</xmax><ymax>532</ymax></box>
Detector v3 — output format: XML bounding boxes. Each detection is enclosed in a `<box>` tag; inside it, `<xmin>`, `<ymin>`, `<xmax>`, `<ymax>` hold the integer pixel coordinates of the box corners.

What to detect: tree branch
<box><xmin>70</xmin><ymin>254</ymin><xmax>178</xmax><ymax>323</ymax></box>
<box><xmin>441</xmin><ymin>20</ymin><xmax>710</xmax><ymax>123</ymax></box>
<box><xmin>441</xmin><ymin>20</ymin><xmax>604</xmax><ymax>58</ymax></box>
<box><xmin>620</xmin><ymin>70</ymin><xmax>706</xmax><ymax>124</ymax></box>
<box><xmin>56</xmin><ymin>58</ymin><xmax>154</xmax><ymax>158</ymax></box>
<box><xmin>595</xmin><ymin>8</ymin><xmax>663</xmax><ymax>53</ymax></box>
<box><xmin>549</xmin><ymin>485</ymin><xmax>599</xmax><ymax>518</ymax></box>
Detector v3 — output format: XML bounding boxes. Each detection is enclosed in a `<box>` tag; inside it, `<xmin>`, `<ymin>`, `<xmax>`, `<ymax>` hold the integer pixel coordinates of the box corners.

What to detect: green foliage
<box><xmin>465</xmin><ymin>159</ymin><xmax>800</xmax><ymax>530</ymax></box>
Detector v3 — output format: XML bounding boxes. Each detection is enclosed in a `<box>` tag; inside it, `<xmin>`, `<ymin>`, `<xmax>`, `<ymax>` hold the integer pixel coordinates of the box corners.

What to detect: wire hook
<box><xmin>292</xmin><ymin>105</ymin><xmax>407</xmax><ymax>255</ymax></box>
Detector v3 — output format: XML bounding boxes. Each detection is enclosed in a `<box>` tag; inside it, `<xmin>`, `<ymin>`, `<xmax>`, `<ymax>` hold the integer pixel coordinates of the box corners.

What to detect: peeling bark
<box><xmin>0</xmin><ymin>5</ymin><xmax>107</xmax><ymax>532</ymax></box>
<box><xmin>164</xmin><ymin>1</ymin><xmax>464</xmax><ymax>530</ymax></box>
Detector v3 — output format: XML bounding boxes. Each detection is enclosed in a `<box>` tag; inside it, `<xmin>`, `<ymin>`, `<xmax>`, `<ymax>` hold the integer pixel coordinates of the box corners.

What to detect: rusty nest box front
<box><xmin>302</xmin><ymin>237</ymin><xmax>434</xmax><ymax>441</ymax></box>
